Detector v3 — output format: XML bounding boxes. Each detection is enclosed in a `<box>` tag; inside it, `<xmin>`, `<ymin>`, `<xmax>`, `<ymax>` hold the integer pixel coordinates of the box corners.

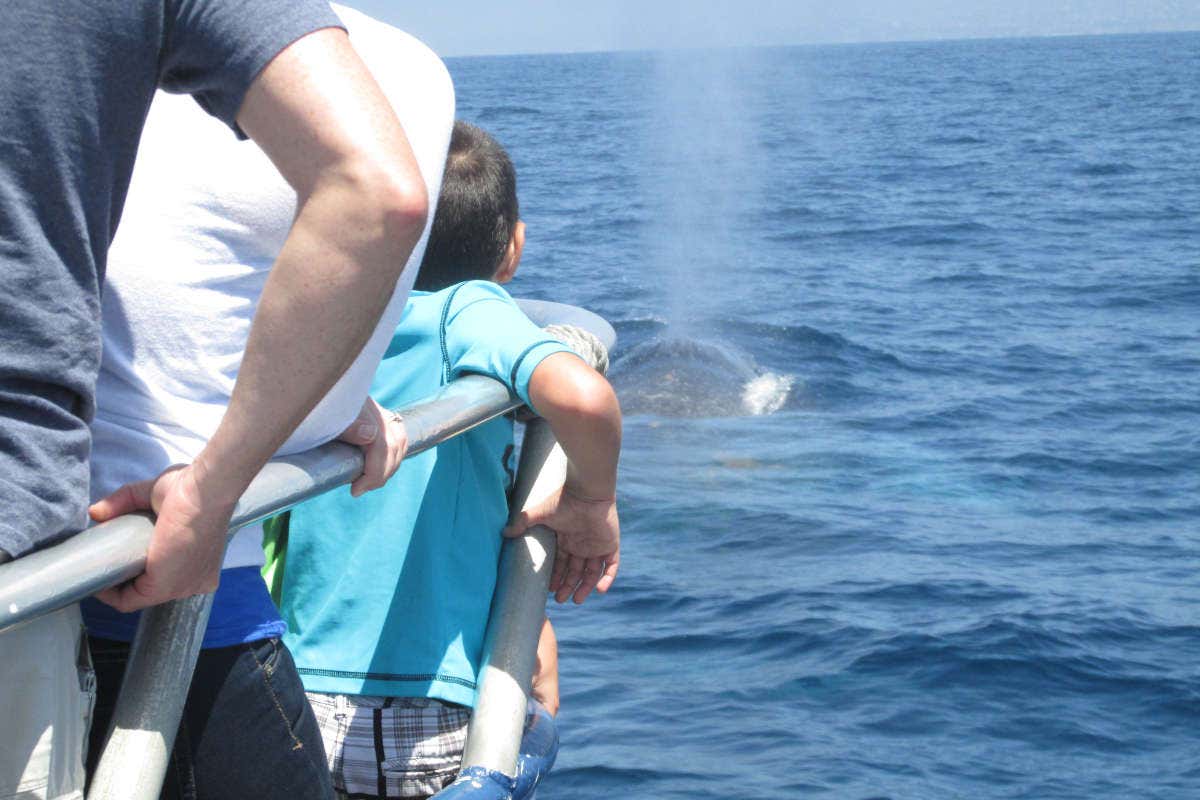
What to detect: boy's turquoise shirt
<box><xmin>270</xmin><ymin>281</ymin><xmax>571</xmax><ymax>706</ymax></box>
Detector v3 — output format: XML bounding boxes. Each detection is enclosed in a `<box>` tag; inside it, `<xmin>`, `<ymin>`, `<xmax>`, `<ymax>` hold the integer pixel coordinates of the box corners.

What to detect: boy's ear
<box><xmin>493</xmin><ymin>220</ymin><xmax>525</xmax><ymax>284</ymax></box>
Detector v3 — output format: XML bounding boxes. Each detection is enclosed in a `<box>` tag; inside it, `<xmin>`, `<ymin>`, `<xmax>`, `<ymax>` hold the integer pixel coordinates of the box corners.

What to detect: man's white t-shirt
<box><xmin>91</xmin><ymin>6</ymin><xmax>455</xmax><ymax>569</ymax></box>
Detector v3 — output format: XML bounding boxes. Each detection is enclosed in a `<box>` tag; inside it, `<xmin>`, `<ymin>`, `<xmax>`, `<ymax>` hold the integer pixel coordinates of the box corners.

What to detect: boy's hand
<box><xmin>337</xmin><ymin>397</ymin><xmax>409</xmax><ymax>496</ymax></box>
<box><xmin>503</xmin><ymin>487</ymin><xmax>619</xmax><ymax>604</ymax></box>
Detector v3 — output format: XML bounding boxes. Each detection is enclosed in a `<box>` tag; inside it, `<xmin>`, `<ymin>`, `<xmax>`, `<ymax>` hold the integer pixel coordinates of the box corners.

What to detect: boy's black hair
<box><xmin>414</xmin><ymin>121</ymin><xmax>519</xmax><ymax>291</ymax></box>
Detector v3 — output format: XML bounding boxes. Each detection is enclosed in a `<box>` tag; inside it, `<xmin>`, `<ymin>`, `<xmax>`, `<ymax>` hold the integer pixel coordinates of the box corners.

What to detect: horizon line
<box><xmin>438</xmin><ymin>25</ymin><xmax>1200</xmax><ymax>60</ymax></box>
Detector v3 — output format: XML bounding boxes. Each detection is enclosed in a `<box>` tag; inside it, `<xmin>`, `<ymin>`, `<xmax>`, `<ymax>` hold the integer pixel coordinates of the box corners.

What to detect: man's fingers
<box><xmin>348</xmin><ymin>408</ymin><xmax>408</xmax><ymax>497</ymax></box>
<box><xmin>94</xmin><ymin>569</ymin><xmax>217</xmax><ymax>613</ymax></box>
<box><xmin>338</xmin><ymin>399</ymin><xmax>381</xmax><ymax>447</ymax></box>
<box><xmin>384</xmin><ymin>417</ymin><xmax>408</xmax><ymax>482</ymax></box>
<box><xmin>93</xmin><ymin>585</ymin><xmax>124</xmax><ymax>609</ymax></box>
<box><xmin>93</xmin><ymin>578</ymin><xmax>154</xmax><ymax>613</ymax></box>
<box><xmin>109</xmin><ymin>587</ymin><xmax>150</xmax><ymax>613</ymax></box>
<box><xmin>338</xmin><ymin>420</ymin><xmax>378</xmax><ymax>446</ymax></box>
<box><xmin>351</xmin><ymin>436</ymin><xmax>387</xmax><ymax>497</ymax></box>
<box><xmin>89</xmin><ymin>479</ymin><xmax>156</xmax><ymax>522</ymax></box>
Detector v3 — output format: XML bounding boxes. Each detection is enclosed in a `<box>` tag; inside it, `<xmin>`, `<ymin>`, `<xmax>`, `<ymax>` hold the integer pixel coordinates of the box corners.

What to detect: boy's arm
<box><xmin>531</xmin><ymin>617</ymin><xmax>560</xmax><ymax>716</ymax></box>
<box><xmin>503</xmin><ymin>352</ymin><xmax>622</xmax><ymax>604</ymax></box>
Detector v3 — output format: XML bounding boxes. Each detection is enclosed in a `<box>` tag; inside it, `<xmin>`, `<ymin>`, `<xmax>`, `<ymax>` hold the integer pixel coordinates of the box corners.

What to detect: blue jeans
<box><xmin>86</xmin><ymin>636</ymin><xmax>333</xmax><ymax>800</ymax></box>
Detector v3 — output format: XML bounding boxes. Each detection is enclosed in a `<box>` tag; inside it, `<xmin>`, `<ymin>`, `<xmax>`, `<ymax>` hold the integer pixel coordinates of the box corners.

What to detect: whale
<box><xmin>609</xmin><ymin>335</ymin><xmax>793</xmax><ymax>418</ymax></box>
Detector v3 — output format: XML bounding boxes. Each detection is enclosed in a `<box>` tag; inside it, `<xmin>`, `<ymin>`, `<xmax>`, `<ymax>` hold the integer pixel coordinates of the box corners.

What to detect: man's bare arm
<box><xmin>92</xmin><ymin>28</ymin><xmax>427</xmax><ymax>612</ymax></box>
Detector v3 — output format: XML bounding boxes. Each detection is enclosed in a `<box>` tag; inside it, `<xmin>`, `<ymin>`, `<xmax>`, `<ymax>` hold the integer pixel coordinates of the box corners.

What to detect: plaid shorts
<box><xmin>308</xmin><ymin>692</ymin><xmax>470</xmax><ymax>800</ymax></box>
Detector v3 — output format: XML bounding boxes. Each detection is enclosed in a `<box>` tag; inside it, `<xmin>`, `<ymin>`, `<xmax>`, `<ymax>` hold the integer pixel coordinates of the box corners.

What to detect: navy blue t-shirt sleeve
<box><xmin>159</xmin><ymin>0</ymin><xmax>344</xmax><ymax>134</ymax></box>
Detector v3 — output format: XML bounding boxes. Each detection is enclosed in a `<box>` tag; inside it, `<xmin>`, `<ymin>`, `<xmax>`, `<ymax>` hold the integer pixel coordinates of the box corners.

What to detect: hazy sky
<box><xmin>343</xmin><ymin>1</ymin><xmax>1200</xmax><ymax>57</ymax></box>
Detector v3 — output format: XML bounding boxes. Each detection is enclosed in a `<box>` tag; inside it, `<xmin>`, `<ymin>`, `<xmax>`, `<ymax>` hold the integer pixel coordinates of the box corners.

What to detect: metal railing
<box><xmin>0</xmin><ymin>373</ymin><xmax>523</xmax><ymax>636</ymax></box>
<box><xmin>0</xmin><ymin>300</ymin><xmax>614</xmax><ymax>800</ymax></box>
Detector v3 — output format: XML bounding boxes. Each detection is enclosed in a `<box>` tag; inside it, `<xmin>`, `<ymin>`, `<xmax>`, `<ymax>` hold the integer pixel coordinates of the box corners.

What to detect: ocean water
<box><xmin>447</xmin><ymin>32</ymin><xmax>1200</xmax><ymax>799</ymax></box>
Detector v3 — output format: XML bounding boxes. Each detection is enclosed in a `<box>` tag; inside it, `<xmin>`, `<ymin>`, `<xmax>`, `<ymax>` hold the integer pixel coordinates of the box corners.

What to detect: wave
<box><xmin>760</xmin><ymin>204</ymin><xmax>823</xmax><ymax>224</ymax></box>
<box><xmin>996</xmin><ymin>451</ymin><xmax>1179</xmax><ymax>478</ymax></box>
<box><xmin>615</xmin><ymin>317</ymin><xmax>911</xmax><ymax>373</ymax></box>
<box><xmin>926</xmin><ymin>134</ymin><xmax>987</xmax><ymax>146</ymax></box>
<box><xmin>1073</xmin><ymin>161</ymin><xmax>1138</xmax><ymax>177</ymax></box>
<box><xmin>917</xmin><ymin>270</ymin><xmax>1015</xmax><ymax>289</ymax></box>
<box><xmin>836</xmin><ymin>617</ymin><xmax>1200</xmax><ymax>703</ymax></box>
<box><xmin>473</xmin><ymin>104</ymin><xmax>542</xmax><ymax>121</ymax></box>
<box><xmin>834</xmin><ymin>578</ymin><xmax>1029</xmax><ymax>605</ymax></box>
<box><xmin>768</xmin><ymin>221</ymin><xmax>996</xmax><ymax>247</ymax></box>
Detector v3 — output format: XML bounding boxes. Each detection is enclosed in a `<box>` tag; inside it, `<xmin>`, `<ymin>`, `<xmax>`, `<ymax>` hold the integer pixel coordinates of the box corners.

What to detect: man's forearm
<box><xmin>195</xmin><ymin>174</ymin><xmax>425</xmax><ymax>502</ymax></box>
<box><xmin>191</xmin><ymin>27</ymin><xmax>428</xmax><ymax>505</ymax></box>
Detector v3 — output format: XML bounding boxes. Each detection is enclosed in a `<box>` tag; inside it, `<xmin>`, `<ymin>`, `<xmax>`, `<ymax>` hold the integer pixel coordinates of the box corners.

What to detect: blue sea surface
<box><xmin>448</xmin><ymin>32</ymin><xmax>1200</xmax><ymax>799</ymax></box>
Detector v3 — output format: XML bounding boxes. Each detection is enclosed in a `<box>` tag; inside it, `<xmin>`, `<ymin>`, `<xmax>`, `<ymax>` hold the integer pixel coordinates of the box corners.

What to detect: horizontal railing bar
<box><xmin>0</xmin><ymin>374</ymin><xmax>519</xmax><ymax>634</ymax></box>
<box><xmin>232</xmin><ymin>374</ymin><xmax>522</xmax><ymax>532</ymax></box>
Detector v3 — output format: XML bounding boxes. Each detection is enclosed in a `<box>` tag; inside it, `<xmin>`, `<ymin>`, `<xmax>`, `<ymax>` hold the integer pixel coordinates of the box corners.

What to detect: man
<box><xmin>0</xmin><ymin>3</ymin><xmax>428</xmax><ymax>798</ymax></box>
<box><xmin>81</xmin><ymin>8</ymin><xmax>455</xmax><ymax>797</ymax></box>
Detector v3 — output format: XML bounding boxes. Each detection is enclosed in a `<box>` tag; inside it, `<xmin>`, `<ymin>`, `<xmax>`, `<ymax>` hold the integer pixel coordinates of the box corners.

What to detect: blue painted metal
<box><xmin>512</xmin><ymin>702</ymin><xmax>560</xmax><ymax>799</ymax></box>
<box><xmin>431</xmin><ymin>703</ymin><xmax>560</xmax><ymax>800</ymax></box>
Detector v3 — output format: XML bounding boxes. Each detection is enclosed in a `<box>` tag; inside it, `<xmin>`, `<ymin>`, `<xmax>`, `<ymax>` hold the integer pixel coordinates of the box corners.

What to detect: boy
<box><xmin>265</xmin><ymin>121</ymin><xmax>622</xmax><ymax>799</ymax></box>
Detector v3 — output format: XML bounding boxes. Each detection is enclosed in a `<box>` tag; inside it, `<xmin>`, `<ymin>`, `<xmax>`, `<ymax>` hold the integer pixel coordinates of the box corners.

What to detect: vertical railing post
<box><xmin>87</xmin><ymin>595</ymin><xmax>213</xmax><ymax>799</ymax></box>
<box><xmin>458</xmin><ymin>418</ymin><xmax>564</xmax><ymax>777</ymax></box>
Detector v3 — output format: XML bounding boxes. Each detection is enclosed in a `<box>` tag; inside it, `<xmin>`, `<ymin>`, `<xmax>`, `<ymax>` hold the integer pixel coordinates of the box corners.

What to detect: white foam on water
<box><xmin>741</xmin><ymin>372</ymin><xmax>794</xmax><ymax>416</ymax></box>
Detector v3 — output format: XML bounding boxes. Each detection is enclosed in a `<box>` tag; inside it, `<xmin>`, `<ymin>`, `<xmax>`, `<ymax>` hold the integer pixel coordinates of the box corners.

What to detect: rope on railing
<box><xmin>544</xmin><ymin>323</ymin><xmax>610</xmax><ymax>375</ymax></box>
